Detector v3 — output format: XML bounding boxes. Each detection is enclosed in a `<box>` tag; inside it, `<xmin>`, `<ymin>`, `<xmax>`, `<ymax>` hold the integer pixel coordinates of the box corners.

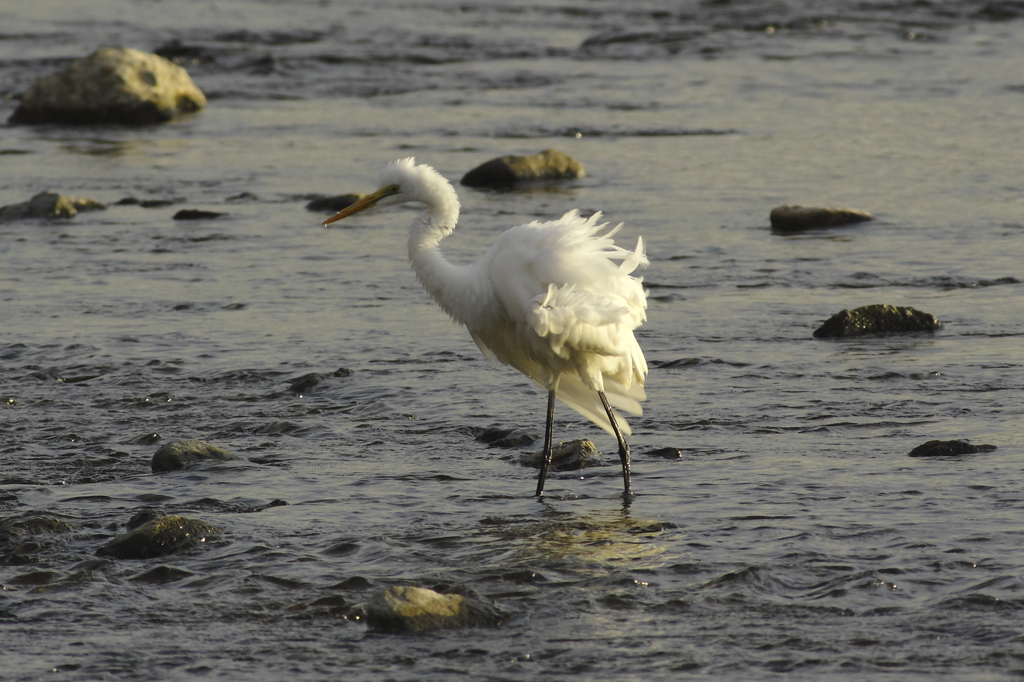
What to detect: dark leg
<box><xmin>535</xmin><ymin>389</ymin><xmax>557</xmax><ymax>497</ymax></box>
<box><xmin>599</xmin><ymin>391</ymin><xmax>633</xmax><ymax>498</ymax></box>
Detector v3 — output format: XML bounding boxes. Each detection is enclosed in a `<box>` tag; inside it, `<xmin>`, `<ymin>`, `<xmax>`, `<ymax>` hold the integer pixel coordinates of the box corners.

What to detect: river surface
<box><xmin>2</xmin><ymin>0</ymin><xmax>1024</xmax><ymax>679</ymax></box>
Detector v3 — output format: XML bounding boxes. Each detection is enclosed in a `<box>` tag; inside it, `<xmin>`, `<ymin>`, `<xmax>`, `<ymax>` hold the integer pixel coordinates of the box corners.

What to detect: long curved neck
<box><xmin>407</xmin><ymin>189</ymin><xmax>477</xmax><ymax>326</ymax></box>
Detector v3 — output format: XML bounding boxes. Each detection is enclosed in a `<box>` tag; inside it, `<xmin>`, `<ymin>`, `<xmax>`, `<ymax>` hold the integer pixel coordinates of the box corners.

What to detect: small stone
<box><xmin>288</xmin><ymin>372</ymin><xmax>326</xmax><ymax>394</ymax></box>
<box><xmin>9</xmin><ymin>47</ymin><xmax>206</xmax><ymax>126</ymax></box>
<box><xmin>96</xmin><ymin>515</ymin><xmax>220</xmax><ymax>560</ymax></box>
<box><xmin>0</xmin><ymin>514</ymin><xmax>74</xmax><ymax>545</ymax></box>
<box><xmin>173</xmin><ymin>209</ymin><xmax>226</xmax><ymax>220</ymax></box>
<box><xmin>0</xmin><ymin>192</ymin><xmax>106</xmax><ymax>222</ymax></box>
<box><xmin>129</xmin><ymin>565</ymin><xmax>195</xmax><ymax>584</ymax></box>
<box><xmin>126</xmin><ymin>508</ymin><xmax>165</xmax><ymax>530</ymax></box>
<box><xmin>476</xmin><ymin>427</ymin><xmax>536</xmax><ymax>448</ymax></box>
<box><xmin>288</xmin><ymin>368</ymin><xmax>352</xmax><ymax>394</ymax></box>
<box><xmin>305</xmin><ymin>194</ymin><xmax>363</xmax><ymax>213</ymax></box>
<box><xmin>461</xmin><ymin>149</ymin><xmax>585</xmax><ymax>188</ymax></box>
<box><xmin>769</xmin><ymin>205</ymin><xmax>874</xmax><ymax>232</ymax></box>
<box><xmin>151</xmin><ymin>438</ymin><xmax>235</xmax><ymax>472</ymax></box>
<box><xmin>359</xmin><ymin>585</ymin><xmax>503</xmax><ymax>633</ymax></box>
<box><xmin>813</xmin><ymin>304</ymin><xmax>941</xmax><ymax>338</ymax></box>
<box><xmin>908</xmin><ymin>439</ymin><xmax>996</xmax><ymax>457</ymax></box>
<box><xmin>647</xmin><ymin>447</ymin><xmax>684</xmax><ymax>459</ymax></box>
<box><xmin>519</xmin><ymin>439</ymin><xmax>603</xmax><ymax>471</ymax></box>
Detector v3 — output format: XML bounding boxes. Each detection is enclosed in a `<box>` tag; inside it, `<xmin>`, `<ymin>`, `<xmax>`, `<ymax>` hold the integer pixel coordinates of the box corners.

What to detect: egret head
<box><xmin>322</xmin><ymin>157</ymin><xmax>454</xmax><ymax>226</ymax></box>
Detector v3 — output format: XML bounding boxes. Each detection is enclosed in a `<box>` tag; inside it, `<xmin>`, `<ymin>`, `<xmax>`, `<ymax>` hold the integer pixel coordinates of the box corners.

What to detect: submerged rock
<box><xmin>126</xmin><ymin>507</ymin><xmax>166</xmax><ymax>530</ymax></box>
<box><xmin>476</xmin><ymin>427</ymin><xmax>536</xmax><ymax>448</ymax></box>
<box><xmin>9</xmin><ymin>47</ymin><xmax>207</xmax><ymax>126</ymax></box>
<box><xmin>0</xmin><ymin>192</ymin><xmax>106</xmax><ymax>222</ymax></box>
<box><xmin>813</xmin><ymin>304</ymin><xmax>941</xmax><ymax>338</ymax></box>
<box><xmin>305</xmin><ymin>194</ymin><xmax>363</xmax><ymax>214</ymax></box>
<box><xmin>173</xmin><ymin>209</ymin><xmax>226</xmax><ymax>220</ymax></box>
<box><xmin>151</xmin><ymin>438</ymin><xmax>235</xmax><ymax>472</ymax></box>
<box><xmin>0</xmin><ymin>513</ymin><xmax>75</xmax><ymax>566</ymax></box>
<box><xmin>288</xmin><ymin>368</ymin><xmax>353</xmax><ymax>394</ymax></box>
<box><xmin>96</xmin><ymin>515</ymin><xmax>221</xmax><ymax>560</ymax></box>
<box><xmin>769</xmin><ymin>205</ymin><xmax>874</xmax><ymax>232</ymax></box>
<box><xmin>519</xmin><ymin>439</ymin><xmax>603</xmax><ymax>471</ymax></box>
<box><xmin>129</xmin><ymin>565</ymin><xmax>195</xmax><ymax>584</ymax></box>
<box><xmin>461</xmin><ymin>149</ymin><xmax>585</xmax><ymax>188</ymax></box>
<box><xmin>908</xmin><ymin>439</ymin><xmax>996</xmax><ymax>457</ymax></box>
<box><xmin>0</xmin><ymin>513</ymin><xmax>74</xmax><ymax>546</ymax></box>
<box><xmin>359</xmin><ymin>585</ymin><xmax>503</xmax><ymax>633</ymax></box>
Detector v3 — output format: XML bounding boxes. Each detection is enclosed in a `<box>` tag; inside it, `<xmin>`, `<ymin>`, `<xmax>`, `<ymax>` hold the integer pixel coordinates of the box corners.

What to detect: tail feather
<box><xmin>554</xmin><ymin>373</ymin><xmax>645</xmax><ymax>437</ymax></box>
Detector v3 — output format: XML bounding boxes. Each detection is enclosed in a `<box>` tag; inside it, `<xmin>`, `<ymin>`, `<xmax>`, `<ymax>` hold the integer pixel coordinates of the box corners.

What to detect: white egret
<box><xmin>322</xmin><ymin>158</ymin><xmax>649</xmax><ymax>498</ymax></box>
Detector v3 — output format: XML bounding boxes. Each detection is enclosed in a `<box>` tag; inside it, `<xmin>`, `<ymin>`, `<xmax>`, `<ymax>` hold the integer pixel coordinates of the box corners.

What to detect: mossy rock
<box><xmin>151</xmin><ymin>439</ymin><xmax>235</xmax><ymax>472</ymax></box>
<box><xmin>770</xmin><ymin>205</ymin><xmax>874</xmax><ymax>232</ymax></box>
<box><xmin>461</xmin><ymin>149</ymin><xmax>584</xmax><ymax>187</ymax></box>
<box><xmin>519</xmin><ymin>439</ymin><xmax>604</xmax><ymax>471</ymax></box>
<box><xmin>359</xmin><ymin>585</ymin><xmax>503</xmax><ymax>633</ymax></box>
<box><xmin>96</xmin><ymin>515</ymin><xmax>221</xmax><ymax>560</ymax></box>
<box><xmin>0</xmin><ymin>192</ymin><xmax>106</xmax><ymax>221</ymax></box>
<box><xmin>814</xmin><ymin>304</ymin><xmax>941</xmax><ymax>338</ymax></box>
<box><xmin>908</xmin><ymin>440</ymin><xmax>996</xmax><ymax>457</ymax></box>
<box><xmin>10</xmin><ymin>47</ymin><xmax>206</xmax><ymax>125</ymax></box>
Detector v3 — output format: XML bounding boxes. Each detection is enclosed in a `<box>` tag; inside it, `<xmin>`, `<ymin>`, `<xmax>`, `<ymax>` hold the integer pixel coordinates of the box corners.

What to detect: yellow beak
<box><xmin>321</xmin><ymin>186</ymin><xmax>393</xmax><ymax>226</ymax></box>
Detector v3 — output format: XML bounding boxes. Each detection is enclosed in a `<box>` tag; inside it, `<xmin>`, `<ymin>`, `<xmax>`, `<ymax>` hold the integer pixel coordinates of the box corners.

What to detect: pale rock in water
<box><xmin>359</xmin><ymin>586</ymin><xmax>503</xmax><ymax>633</ymax></box>
<box><xmin>519</xmin><ymin>438</ymin><xmax>604</xmax><ymax>470</ymax></box>
<box><xmin>9</xmin><ymin>47</ymin><xmax>207</xmax><ymax>125</ymax></box>
<box><xmin>769</xmin><ymin>204</ymin><xmax>874</xmax><ymax>231</ymax></box>
<box><xmin>0</xmin><ymin>192</ymin><xmax>105</xmax><ymax>221</ymax></box>
<box><xmin>151</xmin><ymin>439</ymin><xmax>236</xmax><ymax>472</ymax></box>
<box><xmin>461</xmin><ymin>149</ymin><xmax>585</xmax><ymax>187</ymax></box>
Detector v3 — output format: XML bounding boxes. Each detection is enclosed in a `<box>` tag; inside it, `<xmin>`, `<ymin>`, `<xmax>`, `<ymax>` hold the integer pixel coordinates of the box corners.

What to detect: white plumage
<box><xmin>322</xmin><ymin>157</ymin><xmax>649</xmax><ymax>497</ymax></box>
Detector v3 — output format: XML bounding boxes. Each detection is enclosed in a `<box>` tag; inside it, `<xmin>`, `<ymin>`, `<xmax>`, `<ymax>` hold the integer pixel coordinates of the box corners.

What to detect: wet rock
<box><xmin>581</xmin><ymin>28</ymin><xmax>705</xmax><ymax>49</ymax></box>
<box><xmin>129</xmin><ymin>565</ymin><xmax>195</xmax><ymax>584</ymax></box>
<box><xmin>769</xmin><ymin>205</ymin><xmax>874</xmax><ymax>232</ymax></box>
<box><xmin>305</xmin><ymin>194</ymin><xmax>363</xmax><ymax>213</ymax></box>
<box><xmin>151</xmin><ymin>438</ymin><xmax>235</xmax><ymax>472</ymax></box>
<box><xmin>126</xmin><ymin>507</ymin><xmax>166</xmax><ymax>530</ymax></box>
<box><xmin>288</xmin><ymin>368</ymin><xmax>353</xmax><ymax>394</ymax></box>
<box><xmin>0</xmin><ymin>191</ymin><xmax>106</xmax><ymax>222</ymax></box>
<box><xmin>974</xmin><ymin>2</ymin><xmax>1024</xmax><ymax>20</ymax></box>
<box><xmin>289</xmin><ymin>373</ymin><xmax>324</xmax><ymax>394</ymax></box>
<box><xmin>476</xmin><ymin>427</ymin><xmax>536</xmax><ymax>448</ymax></box>
<box><xmin>519</xmin><ymin>439</ymin><xmax>603</xmax><ymax>471</ymax></box>
<box><xmin>0</xmin><ymin>513</ymin><xmax>74</xmax><ymax>546</ymax></box>
<box><xmin>9</xmin><ymin>47</ymin><xmax>207</xmax><ymax>126</ymax></box>
<box><xmin>173</xmin><ymin>209</ymin><xmax>226</xmax><ymax>220</ymax></box>
<box><xmin>0</xmin><ymin>514</ymin><xmax>75</xmax><ymax>566</ymax></box>
<box><xmin>117</xmin><ymin>197</ymin><xmax>184</xmax><ymax>208</ymax></box>
<box><xmin>647</xmin><ymin>446</ymin><xmax>684</xmax><ymax>459</ymax></box>
<box><xmin>9</xmin><ymin>569</ymin><xmax>63</xmax><ymax>586</ymax></box>
<box><xmin>908</xmin><ymin>439</ymin><xmax>996</xmax><ymax>457</ymax></box>
<box><xmin>335</xmin><ymin>575</ymin><xmax>373</xmax><ymax>590</ymax></box>
<box><xmin>813</xmin><ymin>304</ymin><xmax>941</xmax><ymax>338</ymax></box>
<box><xmin>153</xmin><ymin>39</ymin><xmax>216</xmax><ymax>64</ymax></box>
<box><xmin>96</xmin><ymin>515</ymin><xmax>221</xmax><ymax>560</ymax></box>
<box><xmin>461</xmin><ymin>149</ymin><xmax>585</xmax><ymax>188</ymax></box>
<box><xmin>359</xmin><ymin>585</ymin><xmax>503</xmax><ymax>633</ymax></box>
<box><xmin>131</xmin><ymin>432</ymin><xmax>162</xmax><ymax>445</ymax></box>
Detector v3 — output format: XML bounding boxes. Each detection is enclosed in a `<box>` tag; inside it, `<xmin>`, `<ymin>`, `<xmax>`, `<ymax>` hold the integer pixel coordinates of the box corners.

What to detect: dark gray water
<box><xmin>3</xmin><ymin>0</ymin><xmax>1024</xmax><ymax>679</ymax></box>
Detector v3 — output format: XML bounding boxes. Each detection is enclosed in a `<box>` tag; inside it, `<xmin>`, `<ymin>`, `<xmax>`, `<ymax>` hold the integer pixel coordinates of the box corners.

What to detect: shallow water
<box><xmin>2</xmin><ymin>0</ymin><xmax>1024</xmax><ymax>679</ymax></box>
